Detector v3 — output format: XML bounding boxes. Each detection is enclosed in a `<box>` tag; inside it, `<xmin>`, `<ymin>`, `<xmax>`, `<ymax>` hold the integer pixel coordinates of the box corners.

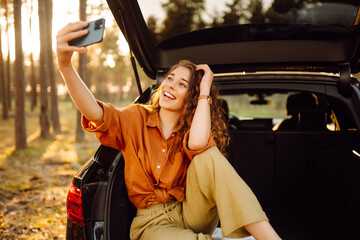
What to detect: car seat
<box><xmin>276</xmin><ymin>93</ymin><xmax>329</xmax><ymax>131</ymax></box>
<box><xmin>220</xmin><ymin>99</ymin><xmax>238</xmax><ymax>131</ymax></box>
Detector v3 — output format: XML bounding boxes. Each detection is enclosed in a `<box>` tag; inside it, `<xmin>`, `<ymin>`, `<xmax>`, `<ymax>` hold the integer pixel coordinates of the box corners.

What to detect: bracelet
<box><xmin>198</xmin><ymin>95</ymin><xmax>212</xmax><ymax>104</ymax></box>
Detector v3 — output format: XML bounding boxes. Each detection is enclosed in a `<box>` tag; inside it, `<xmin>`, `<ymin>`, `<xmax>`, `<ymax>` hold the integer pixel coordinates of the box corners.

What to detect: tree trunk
<box><xmin>29</xmin><ymin>0</ymin><xmax>37</xmax><ymax>111</ymax></box>
<box><xmin>5</xmin><ymin>0</ymin><xmax>11</xmax><ymax>111</ymax></box>
<box><xmin>38</xmin><ymin>0</ymin><xmax>50</xmax><ymax>138</ymax></box>
<box><xmin>0</xmin><ymin>19</ymin><xmax>8</xmax><ymax>119</ymax></box>
<box><xmin>0</xmin><ymin>2</ymin><xmax>9</xmax><ymax>120</ymax></box>
<box><xmin>14</xmin><ymin>0</ymin><xmax>27</xmax><ymax>149</ymax></box>
<box><xmin>29</xmin><ymin>54</ymin><xmax>37</xmax><ymax>111</ymax></box>
<box><xmin>45</xmin><ymin>0</ymin><xmax>61</xmax><ymax>133</ymax></box>
<box><xmin>76</xmin><ymin>0</ymin><xmax>88</xmax><ymax>141</ymax></box>
<box><xmin>0</xmin><ymin>24</ymin><xmax>3</xmax><ymax>100</ymax></box>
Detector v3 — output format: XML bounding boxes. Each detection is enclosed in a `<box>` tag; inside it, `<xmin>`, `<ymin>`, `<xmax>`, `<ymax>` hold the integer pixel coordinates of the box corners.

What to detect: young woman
<box><xmin>57</xmin><ymin>21</ymin><xmax>281</xmax><ymax>240</ymax></box>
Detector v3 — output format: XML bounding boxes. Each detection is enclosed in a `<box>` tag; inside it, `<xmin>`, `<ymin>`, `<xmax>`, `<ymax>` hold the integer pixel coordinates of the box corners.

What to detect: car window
<box><xmin>137</xmin><ymin>0</ymin><xmax>359</xmax><ymax>45</ymax></box>
<box><xmin>222</xmin><ymin>93</ymin><xmax>288</xmax><ymax>123</ymax></box>
<box><xmin>221</xmin><ymin>92</ymin><xmax>340</xmax><ymax>131</ymax></box>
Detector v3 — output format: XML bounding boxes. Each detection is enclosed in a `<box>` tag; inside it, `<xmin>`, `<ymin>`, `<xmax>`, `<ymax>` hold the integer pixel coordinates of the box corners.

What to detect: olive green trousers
<box><xmin>130</xmin><ymin>147</ymin><xmax>268</xmax><ymax>240</ymax></box>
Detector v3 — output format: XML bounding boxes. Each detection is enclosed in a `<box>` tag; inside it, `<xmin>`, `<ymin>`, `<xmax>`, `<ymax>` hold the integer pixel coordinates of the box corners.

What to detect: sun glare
<box><xmin>2</xmin><ymin>0</ymin><xmax>129</xmax><ymax>61</ymax></box>
<box><xmin>3</xmin><ymin>0</ymin><xmax>274</xmax><ymax>61</ymax></box>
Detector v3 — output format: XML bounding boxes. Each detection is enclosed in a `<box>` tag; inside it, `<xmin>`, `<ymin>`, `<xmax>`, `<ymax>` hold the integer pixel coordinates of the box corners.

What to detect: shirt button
<box><xmin>157</xmin><ymin>165</ymin><xmax>161</xmax><ymax>169</ymax></box>
<box><xmin>162</xmin><ymin>149</ymin><xmax>165</xmax><ymax>152</ymax></box>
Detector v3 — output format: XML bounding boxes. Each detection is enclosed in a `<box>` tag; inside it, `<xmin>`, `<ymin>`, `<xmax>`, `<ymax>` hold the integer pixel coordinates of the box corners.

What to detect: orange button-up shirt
<box><xmin>82</xmin><ymin>102</ymin><xmax>216</xmax><ymax>209</ymax></box>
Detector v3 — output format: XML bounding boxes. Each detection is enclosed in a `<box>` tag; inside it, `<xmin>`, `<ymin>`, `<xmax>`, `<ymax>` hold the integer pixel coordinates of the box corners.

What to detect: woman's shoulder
<box><xmin>118</xmin><ymin>104</ymin><xmax>155</xmax><ymax>121</ymax></box>
<box><xmin>123</xmin><ymin>103</ymin><xmax>153</xmax><ymax>114</ymax></box>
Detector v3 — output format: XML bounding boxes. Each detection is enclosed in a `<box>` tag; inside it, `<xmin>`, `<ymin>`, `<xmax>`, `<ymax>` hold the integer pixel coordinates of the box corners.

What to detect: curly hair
<box><xmin>146</xmin><ymin>60</ymin><xmax>230</xmax><ymax>160</ymax></box>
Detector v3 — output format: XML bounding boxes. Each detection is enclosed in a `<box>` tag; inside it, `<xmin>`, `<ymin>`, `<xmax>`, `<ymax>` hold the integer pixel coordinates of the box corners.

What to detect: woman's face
<box><xmin>159</xmin><ymin>66</ymin><xmax>191</xmax><ymax>113</ymax></box>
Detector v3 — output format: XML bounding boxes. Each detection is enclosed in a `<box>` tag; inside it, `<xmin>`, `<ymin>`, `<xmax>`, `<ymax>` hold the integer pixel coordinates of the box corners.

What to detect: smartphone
<box><xmin>69</xmin><ymin>18</ymin><xmax>105</xmax><ymax>47</ymax></box>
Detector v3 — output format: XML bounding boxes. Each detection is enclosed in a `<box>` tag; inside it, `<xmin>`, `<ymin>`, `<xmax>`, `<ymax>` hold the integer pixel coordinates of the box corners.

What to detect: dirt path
<box><xmin>0</xmin><ymin>101</ymin><xmax>99</xmax><ymax>239</ymax></box>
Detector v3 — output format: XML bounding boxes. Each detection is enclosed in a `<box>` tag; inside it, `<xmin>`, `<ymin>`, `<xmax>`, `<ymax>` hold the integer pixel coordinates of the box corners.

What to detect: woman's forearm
<box><xmin>56</xmin><ymin>21</ymin><xmax>104</xmax><ymax>125</ymax></box>
<box><xmin>188</xmin><ymin>97</ymin><xmax>211</xmax><ymax>150</ymax></box>
<box><xmin>187</xmin><ymin>64</ymin><xmax>213</xmax><ymax>150</ymax></box>
<box><xmin>60</xmin><ymin>64</ymin><xmax>103</xmax><ymax>124</ymax></box>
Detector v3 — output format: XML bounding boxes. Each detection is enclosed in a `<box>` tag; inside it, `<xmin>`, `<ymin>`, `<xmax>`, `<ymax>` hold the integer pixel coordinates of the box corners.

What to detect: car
<box><xmin>66</xmin><ymin>0</ymin><xmax>360</xmax><ymax>239</ymax></box>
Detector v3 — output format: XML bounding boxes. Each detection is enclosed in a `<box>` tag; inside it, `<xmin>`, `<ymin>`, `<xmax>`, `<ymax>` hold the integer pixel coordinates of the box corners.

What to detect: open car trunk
<box><xmin>102</xmin><ymin>73</ymin><xmax>360</xmax><ymax>239</ymax></box>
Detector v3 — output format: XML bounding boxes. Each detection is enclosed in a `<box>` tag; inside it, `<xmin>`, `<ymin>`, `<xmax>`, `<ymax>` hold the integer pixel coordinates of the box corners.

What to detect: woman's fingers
<box><xmin>196</xmin><ymin>64</ymin><xmax>211</xmax><ymax>72</ymax></box>
<box><xmin>57</xmin><ymin>29</ymin><xmax>88</xmax><ymax>44</ymax></box>
<box><xmin>196</xmin><ymin>64</ymin><xmax>214</xmax><ymax>78</ymax></box>
<box><xmin>196</xmin><ymin>64</ymin><xmax>213</xmax><ymax>94</ymax></box>
<box><xmin>57</xmin><ymin>21</ymin><xmax>88</xmax><ymax>38</ymax></box>
<box><xmin>56</xmin><ymin>21</ymin><xmax>89</xmax><ymax>69</ymax></box>
<box><xmin>56</xmin><ymin>21</ymin><xmax>88</xmax><ymax>45</ymax></box>
<box><xmin>57</xmin><ymin>45</ymin><xmax>87</xmax><ymax>54</ymax></box>
<box><xmin>196</xmin><ymin>64</ymin><xmax>213</xmax><ymax>78</ymax></box>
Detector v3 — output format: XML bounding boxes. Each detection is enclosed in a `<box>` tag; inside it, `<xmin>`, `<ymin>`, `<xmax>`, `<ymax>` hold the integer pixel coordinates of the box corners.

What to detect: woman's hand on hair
<box><xmin>196</xmin><ymin>64</ymin><xmax>213</xmax><ymax>95</ymax></box>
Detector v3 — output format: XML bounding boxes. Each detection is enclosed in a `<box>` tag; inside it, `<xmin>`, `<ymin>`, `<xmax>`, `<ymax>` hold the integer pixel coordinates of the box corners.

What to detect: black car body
<box><xmin>66</xmin><ymin>0</ymin><xmax>360</xmax><ymax>239</ymax></box>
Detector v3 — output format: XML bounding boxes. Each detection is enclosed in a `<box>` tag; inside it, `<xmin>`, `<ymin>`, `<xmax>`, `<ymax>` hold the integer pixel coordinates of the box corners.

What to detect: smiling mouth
<box><xmin>163</xmin><ymin>91</ymin><xmax>176</xmax><ymax>100</ymax></box>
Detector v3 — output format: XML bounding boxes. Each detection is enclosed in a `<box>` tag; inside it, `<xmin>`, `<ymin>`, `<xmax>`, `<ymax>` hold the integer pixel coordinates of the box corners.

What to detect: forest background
<box><xmin>0</xmin><ymin>0</ymin><xmax>152</xmax><ymax>238</ymax></box>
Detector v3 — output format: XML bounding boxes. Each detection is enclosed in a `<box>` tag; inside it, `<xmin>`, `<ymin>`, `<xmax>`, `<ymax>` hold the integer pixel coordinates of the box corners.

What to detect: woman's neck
<box><xmin>159</xmin><ymin>108</ymin><xmax>181</xmax><ymax>139</ymax></box>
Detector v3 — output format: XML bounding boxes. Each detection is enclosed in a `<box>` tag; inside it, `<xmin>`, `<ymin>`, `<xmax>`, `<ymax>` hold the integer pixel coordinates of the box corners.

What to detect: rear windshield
<box><xmin>137</xmin><ymin>0</ymin><xmax>360</xmax><ymax>45</ymax></box>
<box><xmin>221</xmin><ymin>91</ymin><xmax>354</xmax><ymax>132</ymax></box>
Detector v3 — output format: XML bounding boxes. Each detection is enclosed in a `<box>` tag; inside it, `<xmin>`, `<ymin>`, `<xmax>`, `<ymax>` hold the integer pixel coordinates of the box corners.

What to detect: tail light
<box><xmin>67</xmin><ymin>183</ymin><xmax>85</xmax><ymax>226</ymax></box>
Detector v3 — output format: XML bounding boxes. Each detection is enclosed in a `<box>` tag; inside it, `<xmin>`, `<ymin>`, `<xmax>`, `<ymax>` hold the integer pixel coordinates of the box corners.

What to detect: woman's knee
<box><xmin>192</xmin><ymin>146</ymin><xmax>228</xmax><ymax>169</ymax></box>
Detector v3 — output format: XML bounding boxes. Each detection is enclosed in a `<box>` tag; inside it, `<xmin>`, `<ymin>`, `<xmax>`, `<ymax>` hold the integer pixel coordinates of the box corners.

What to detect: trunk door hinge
<box><xmin>338</xmin><ymin>64</ymin><xmax>352</xmax><ymax>98</ymax></box>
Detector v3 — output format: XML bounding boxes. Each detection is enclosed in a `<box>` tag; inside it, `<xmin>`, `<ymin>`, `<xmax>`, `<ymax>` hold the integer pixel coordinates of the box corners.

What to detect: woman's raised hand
<box><xmin>196</xmin><ymin>64</ymin><xmax>214</xmax><ymax>95</ymax></box>
<box><xmin>55</xmin><ymin>21</ymin><xmax>104</xmax><ymax>123</ymax></box>
<box><xmin>56</xmin><ymin>21</ymin><xmax>89</xmax><ymax>69</ymax></box>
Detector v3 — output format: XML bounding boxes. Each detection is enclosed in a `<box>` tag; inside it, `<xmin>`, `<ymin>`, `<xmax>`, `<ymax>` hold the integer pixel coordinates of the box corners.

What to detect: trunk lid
<box><xmin>107</xmin><ymin>0</ymin><xmax>360</xmax><ymax>79</ymax></box>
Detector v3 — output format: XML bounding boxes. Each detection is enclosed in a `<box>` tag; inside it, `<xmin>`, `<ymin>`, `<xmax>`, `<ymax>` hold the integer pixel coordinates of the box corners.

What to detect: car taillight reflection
<box><xmin>67</xmin><ymin>183</ymin><xmax>85</xmax><ymax>226</ymax></box>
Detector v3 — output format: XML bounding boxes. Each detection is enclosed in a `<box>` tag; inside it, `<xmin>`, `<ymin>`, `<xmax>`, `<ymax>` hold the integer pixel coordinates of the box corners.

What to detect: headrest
<box><xmin>220</xmin><ymin>99</ymin><xmax>229</xmax><ymax>122</ymax></box>
<box><xmin>286</xmin><ymin>93</ymin><xmax>317</xmax><ymax>116</ymax></box>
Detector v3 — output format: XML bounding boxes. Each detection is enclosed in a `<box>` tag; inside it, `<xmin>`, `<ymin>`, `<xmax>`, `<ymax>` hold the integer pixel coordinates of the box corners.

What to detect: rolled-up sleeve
<box><xmin>182</xmin><ymin>130</ymin><xmax>217</xmax><ymax>160</ymax></box>
<box><xmin>82</xmin><ymin>100</ymin><xmax>126</xmax><ymax>150</ymax></box>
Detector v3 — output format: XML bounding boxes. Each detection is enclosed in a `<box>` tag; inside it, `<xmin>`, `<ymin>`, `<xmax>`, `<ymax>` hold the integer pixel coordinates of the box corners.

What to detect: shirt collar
<box><xmin>146</xmin><ymin>109</ymin><xmax>159</xmax><ymax>128</ymax></box>
<box><xmin>146</xmin><ymin>109</ymin><xmax>181</xmax><ymax>134</ymax></box>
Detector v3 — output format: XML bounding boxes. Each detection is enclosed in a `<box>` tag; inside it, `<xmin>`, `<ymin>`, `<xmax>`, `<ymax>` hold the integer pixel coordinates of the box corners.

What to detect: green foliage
<box><xmin>75</xmin><ymin>0</ymin><xmax>153</xmax><ymax>105</ymax></box>
<box><xmin>86</xmin><ymin>19</ymin><xmax>152</xmax><ymax>105</ymax></box>
<box><xmin>222</xmin><ymin>0</ymin><xmax>246</xmax><ymax>25</ymax></box>
<box><xmin>145</xmin><ymin>0</ymin><xmax>360</xmax><ymax>44</ymax></box>
<box><xmin>146</xmin><ymin>0</ymin><xmax>269</xmax><ymax>42</ymax></box>
<box><xmin>160</xmin><ymin>0</ymin><xmax>206</xmax><ymax>42</ymax></box>
<box><xmin>249</xmin><ymin>0</ymin><xmax>265</xmax><ymax>24</ymax></box>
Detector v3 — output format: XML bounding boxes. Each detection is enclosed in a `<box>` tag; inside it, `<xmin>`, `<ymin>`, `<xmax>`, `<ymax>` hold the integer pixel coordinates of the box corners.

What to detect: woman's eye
<box><xmin>179</xmin><ymin>83</ymin><xmax>187</xmax><ymax>88</ymax></box>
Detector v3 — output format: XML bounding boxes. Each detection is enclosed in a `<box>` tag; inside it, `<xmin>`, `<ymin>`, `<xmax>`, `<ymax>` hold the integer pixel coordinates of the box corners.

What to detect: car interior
<box><xmin>223</xmin><ymin>91</ymin><xmax>360</xmax><ymax>239</ymax></box>
<box><xmin>102</xmin><ymin>82</ymin><xmax>360</xmax><ymax>240</ymax></box>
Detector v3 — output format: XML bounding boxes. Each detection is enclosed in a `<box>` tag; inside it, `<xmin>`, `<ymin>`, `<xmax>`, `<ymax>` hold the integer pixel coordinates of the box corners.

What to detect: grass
<box><xmin>0</xmin><ymin>99</ymin><xmax>100</xmax><ymax>239</ymax></box>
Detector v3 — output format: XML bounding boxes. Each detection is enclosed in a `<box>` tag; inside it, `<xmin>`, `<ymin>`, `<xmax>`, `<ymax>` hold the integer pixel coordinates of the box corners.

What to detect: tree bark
<box><xmin>76</xmin><ymin>0</ymin><xmax>88</xmax><ymax>141</ymax></box>
<box><xmin>14</xmin><ymin>0</ymin><xmax>27</xmax><ymax>149</ymax></box>
<box><xmin>29</xmin><ymin>54</ymin><xmax>37</xmax><ymax>111</ymax></box>
<box><xmin>0</xmin><ymin>2</ymin><xmax>9</xmax><ymax>120</ymax></box>
<box><xmin>45</xmin><ymin>0</ymin><xmax>61</xmax><ymax>133</ymax></box>
<box><xmin>29</xmin><ymin>0</ymin><xmax>37</xmax><ymax>111</ymax></box>
<box><xmin>0</xmin><ymin>16</ymin><xmax>8</xmax><ymax>120</ymax></box>
<box><xmin>4</xmin><ymin>0</ymin><xmax>11</xmax><ymax>111</ymax></box>
<box><xmin>38</xmin><ymin>0</ymin><xmax>50</xmax><ymax>138</ymax></box>
<box><xmin>0</xmin><ymin>23</ymin><xmax>3</xmax><ymax>99</ymax></box>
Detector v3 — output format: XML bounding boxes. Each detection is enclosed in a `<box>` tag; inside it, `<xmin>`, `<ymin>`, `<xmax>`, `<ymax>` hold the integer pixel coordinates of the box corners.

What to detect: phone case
<box><xmin>69</xmin><ymin>18</ymin><xmax>105</xmax><ymax>47</ymax></box>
